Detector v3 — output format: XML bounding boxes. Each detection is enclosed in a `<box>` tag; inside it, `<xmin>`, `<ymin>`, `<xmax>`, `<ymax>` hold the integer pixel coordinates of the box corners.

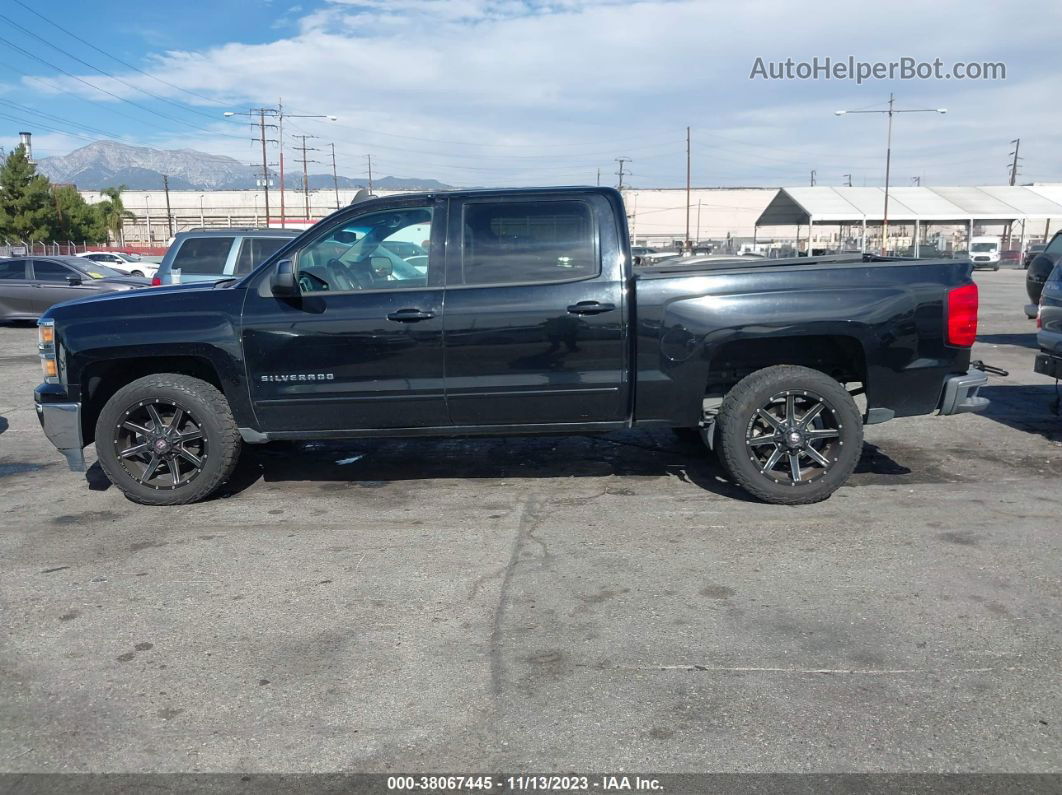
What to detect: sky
<box><xmin>0</xmin><ymin>0</ymin><xmax>1059</xmax><ymax>189</ymax></box>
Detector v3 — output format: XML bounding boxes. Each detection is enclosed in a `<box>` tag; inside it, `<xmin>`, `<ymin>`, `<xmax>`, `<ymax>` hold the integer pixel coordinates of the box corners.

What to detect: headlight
<box><xmin>38</xmin><ymin>319</ymin><xmax>60</xmax><ymax>384</ymax></box>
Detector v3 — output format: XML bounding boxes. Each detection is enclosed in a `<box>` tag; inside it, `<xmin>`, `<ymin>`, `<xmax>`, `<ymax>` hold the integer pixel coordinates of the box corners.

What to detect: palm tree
<box><xmin>98</xmin><ymin>185</ymin><xmax>135</xmax><ymax>245</ymax></box>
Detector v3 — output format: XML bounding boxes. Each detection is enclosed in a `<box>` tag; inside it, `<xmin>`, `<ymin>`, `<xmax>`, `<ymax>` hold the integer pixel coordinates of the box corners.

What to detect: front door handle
<box><xmin>567</xmin><ymin>300</ymin><xmax>616</xmax><ymax>316</ymax></box>
<box><xmin>387</xmin><ymin>308</ymin><xmax>435</xmax><ymax>323</ymax></box>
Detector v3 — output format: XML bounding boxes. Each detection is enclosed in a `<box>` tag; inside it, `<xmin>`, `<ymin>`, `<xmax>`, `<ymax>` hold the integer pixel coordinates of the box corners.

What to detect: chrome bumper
<box><xmin>938</xmin><ymin>369</ymin><xmax>990</xmax><ymax>416</ymax></box>
<box><xmin>34</xmin><ymin>401</ymin><xmax>86</xmax><ymax>471</ymax></box>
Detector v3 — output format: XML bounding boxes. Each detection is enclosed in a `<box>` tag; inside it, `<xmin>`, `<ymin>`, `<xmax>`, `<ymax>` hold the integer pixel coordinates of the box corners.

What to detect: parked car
<box><xmin>1023</xmin><ymin>243</ymin><xmax>1046</xmax><ymax>269</ymax></box>
<box><xmin>631</xmin><ymin>246</ymin><xmax>679</xmax><ymax>265</ymax></box>
<box><xmin>154</xmin><ymin>228</ymin><xmax>299</xmax><ymax>285</ymax></box>
<box><xmin>0</xmin><ymin>256</ymin><xmax>148</xmax><ymax>322</ymax></box>
<box><xmin>76</xmin><ymin>250</ymin><xmax>156</xmax><ymax>279</ymax></box>
<box><xmin>1034</xmin><ymin>261</ymin><xmax>1062</xmax><ymax>381</ymax></box>
<box><xmin>969</xmin><ymin>236</ymin><xmax>1001</xmax><ymax>270</ymax></box>
<box><xmin>1025</xmin><ymin>231</ymin><xmax>1062</xmax><ymax>318</ymax></box>
<box><xmin>34</xmin><ymin>186</ymin><xmax>990</xmax><ymax>507</ymax></box>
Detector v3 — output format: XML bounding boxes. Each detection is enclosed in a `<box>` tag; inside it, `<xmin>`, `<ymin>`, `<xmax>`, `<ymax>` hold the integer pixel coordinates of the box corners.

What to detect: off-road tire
<box><xmin>716</xmin><ymin>365</ymin><xmax>863</xmax><ymax>505</ymax></box>
<box><xmin>95</xmin><ymin>373</ymin><xmax>242</xmax><ymax>506</ymax></box>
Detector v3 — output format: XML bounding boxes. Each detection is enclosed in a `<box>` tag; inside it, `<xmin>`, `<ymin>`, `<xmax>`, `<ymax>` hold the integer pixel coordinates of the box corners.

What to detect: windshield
<box><xmin>971</xmin><ymin>243</ymin><xmax>997</xmax><ymax>252</ymax></box>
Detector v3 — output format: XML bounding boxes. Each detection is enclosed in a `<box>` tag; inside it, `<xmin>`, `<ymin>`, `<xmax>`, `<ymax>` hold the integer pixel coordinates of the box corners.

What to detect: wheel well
<box><xmin>705</xmin><ymin>335</ymin><xmax>867</xmax><ymax>398</ymax></box>
<box><xmin>80</xmin><ymin>356</ymin><xmax>224</xmax><ymax>445</ymax></box>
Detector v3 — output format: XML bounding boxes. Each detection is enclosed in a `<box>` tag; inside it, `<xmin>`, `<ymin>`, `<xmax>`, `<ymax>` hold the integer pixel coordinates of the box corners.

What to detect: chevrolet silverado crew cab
<box><xmin>34</xmin><ymin>187</ymin><xmax>989</xmax><ymax>506</ymax></box>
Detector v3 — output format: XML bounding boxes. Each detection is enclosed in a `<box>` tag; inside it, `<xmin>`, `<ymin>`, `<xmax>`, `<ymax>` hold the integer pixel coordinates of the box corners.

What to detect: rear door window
<box><xmin>171</xmin><ymin>237</ymin><xmax>235</xmax><ymax>275</ymax></box>
<box><xmin>458</xmin><ymin>200</ymin><xmax>598</xmax><ymax>286</ymax></box>
<box><xmin>0</xmin><ymin>259</ymin><xmax>28</xmax><ymax>280</ymax></box>
<box><xmin>235</xmin><ymin>237</ymin><xmax>290</xmax><ymax>274</ymax></box>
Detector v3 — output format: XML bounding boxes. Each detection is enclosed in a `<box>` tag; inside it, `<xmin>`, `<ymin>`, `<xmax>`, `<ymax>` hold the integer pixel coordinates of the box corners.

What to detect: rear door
<box><xmin>442</xmin><ymin>193</ymin><xmax>628</xmax><ymax>425</ymax></box>
<box><xmin>0</xmin><ymin>259</ymin><xmax>36</xmax><ymax>318</ymax></box>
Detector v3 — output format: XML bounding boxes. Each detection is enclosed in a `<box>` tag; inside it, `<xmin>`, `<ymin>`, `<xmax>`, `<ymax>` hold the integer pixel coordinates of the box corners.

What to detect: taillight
<box><xmin>946</xmin><ymin>283</ymin><xmax>978</xmax><ymax>347</ymax></box>
<box><xmin>151</xmin><ymin>275</ymin><xmax>161</xmax><ymax>286</ymax></box>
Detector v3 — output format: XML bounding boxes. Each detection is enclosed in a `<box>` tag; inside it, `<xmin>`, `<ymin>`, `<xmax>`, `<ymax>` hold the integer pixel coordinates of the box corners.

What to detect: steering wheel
<box><xmin>297</xmin><ymin>271</ymin><xmax>329</xmax><ymax>292</ymax></box>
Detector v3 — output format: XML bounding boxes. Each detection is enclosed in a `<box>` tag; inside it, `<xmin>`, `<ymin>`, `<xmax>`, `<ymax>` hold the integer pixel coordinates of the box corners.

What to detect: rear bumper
<box><xmin>1035</xmin><ymin>352</ymin><xmax>1062</xmax><ymax>380</ymax></box>
<box><xmin>34</xmin><ymin>399</ymin><xmax>85</xmax><ymax>471</ymax></box>
<box><xmin>938</xmin><ymin>368</ymin><xmax>990</xmax><ymax>415</ymax></box>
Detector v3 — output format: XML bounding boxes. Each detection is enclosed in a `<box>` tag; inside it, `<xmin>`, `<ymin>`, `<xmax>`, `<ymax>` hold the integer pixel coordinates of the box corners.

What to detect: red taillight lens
<box><xmin>946</xmin><ymin>283</ymin><xmax>978</xmax><ymax>347</ymax></box>
<box><xmin>151</xmin><ymin>275</ymin><xmax>161</xmax><ymax>286</ymax></box>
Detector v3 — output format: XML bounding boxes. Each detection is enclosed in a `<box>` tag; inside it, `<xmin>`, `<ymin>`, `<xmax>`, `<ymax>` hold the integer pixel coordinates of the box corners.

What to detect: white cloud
<box><xmin>14</xmin><ymin>0</ymin><xmax>1062</xmax><ymax>186</ymax></box>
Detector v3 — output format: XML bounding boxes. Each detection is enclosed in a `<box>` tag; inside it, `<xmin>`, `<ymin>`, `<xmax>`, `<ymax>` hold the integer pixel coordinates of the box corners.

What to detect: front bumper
<box><xmin>34</xmin><ymin>399</ymin><xmax>86</xmax><ymax>471</ymax></box>
<box><xmin>938</xmin><ymin>368</ymin><xmax>990</xmax><ymax>415</ymax></box>
<box><xmin>1035</xmin><ymin>352</ymin><xmax>1062</xmax><ymax>380</ymax></box>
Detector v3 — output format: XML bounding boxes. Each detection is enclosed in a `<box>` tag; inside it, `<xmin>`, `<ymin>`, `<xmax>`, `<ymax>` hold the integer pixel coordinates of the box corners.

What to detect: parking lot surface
<box><xmin>1</xmin><ymin>269</ymin><xmax>1059</xmax><ymax>773</ymax></box>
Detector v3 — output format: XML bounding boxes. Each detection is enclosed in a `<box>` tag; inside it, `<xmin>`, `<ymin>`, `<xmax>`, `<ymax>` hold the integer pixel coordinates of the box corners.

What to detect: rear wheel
<box><xmin>130</xmin><ymin>269</ymin><xmax>145</xmax><ymax>278</ymax></box>
<box><xmin>95</xmin><ymin>374</ymin><xmax>241</xmax><ymax>505</ymax></box>
<box><xmin>716</xmin><ymin>365</ymin><xmax>863</xmax><ymax>505</ymax></box>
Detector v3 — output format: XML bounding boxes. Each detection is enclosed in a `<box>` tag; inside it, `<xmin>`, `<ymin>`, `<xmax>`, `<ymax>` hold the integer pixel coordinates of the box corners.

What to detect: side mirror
<box><xmin>67</xmin><ymin>275</ymin><xmax>83</xmax><ymax>286</ymax></box>
<box><xmin>270</xmin><ymin>259</ymin><xmax>299</xmax><ymax>297</ymax></box>
<box><xmin>370</xmin><ymin>256</ymin><xmax>393</xmax><ymax>278</ymax></box>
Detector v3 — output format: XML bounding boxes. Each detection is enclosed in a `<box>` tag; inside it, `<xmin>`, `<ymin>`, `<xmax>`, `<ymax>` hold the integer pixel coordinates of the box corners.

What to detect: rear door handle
<box><xmin>387</xmin><ymin>308</ymin><xmax>435</xmax><ymax>322</ymax></box>
<box><xmin>567</xmin><ymin>301</ymin><xmax>616</xmax><ymax>316</ymax></box>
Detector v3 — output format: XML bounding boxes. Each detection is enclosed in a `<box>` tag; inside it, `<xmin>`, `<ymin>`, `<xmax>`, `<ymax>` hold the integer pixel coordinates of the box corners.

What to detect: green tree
<box><xmin>0</xmin><ymin>144</ymin><xmax>54</xmax><ymax>242</ymax></box>
<box><xmin>51</xmin><ymin>185</ymin><xmax>108</xmax><ymax>242</ymax></box>
<box><xmin>97</xmin><ymin>184</ymin><xmax>135</xmax><ymax>245</ymax></box>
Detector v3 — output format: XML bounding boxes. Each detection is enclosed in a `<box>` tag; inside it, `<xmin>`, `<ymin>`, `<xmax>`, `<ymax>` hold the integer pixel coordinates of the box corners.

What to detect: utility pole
<box><xmin>257</xmin><ymin>109</ymin><xmax>273</xmax><ymax>224</ymax></box>
<box><xmin>1005</xmin><ymin>138</ymin><xmax>1023</xmax><ymax>249</ymax></box>
<box><xmin>1009</xmin><ymin>138</ymin><xmax>1021</xmax><ymax>185</ymax></box>
<box><xmin>365</xmin><ymin>154</ymin><xmax>374</xmax><ymax>193</ymax></box>
<box><xmin>278</xmin><ymin>98</ymin><xmax>285</xmax><ymax>228</ymax></box>
<box><xmin>810</xmin><ymin>169</ymin><xmax>817</xmax><ymax>186</ymax></box>
<box><xmin>696</xmin><ymin>199</ymin><xmax>702</xmax><ymax>245</ymax></box>
<box><xmin>293</xmin><ymin>134</ymin><xmax>319</xmax><ymax>219</ymax></box>
<box><xmin>225</xmin><ymin>105</ymin><xmax>335</xmax><ymax>227</ymax></box>
<box><xmin>329</xmin><ymin>143</ymin><xmax>340</xmax><ymax>210</ymax></box>
<box><xmin>615</xmin><ymin>157</ymin><xmax>630</xmax><ymax>190</ymax></box>
<box><xmin>162</xmin><ymin>174</ymin><xmax>174</xmax><ymax>237</ymax></box>
<box><xmin>835</xmin><ymin>94</ymin><xmax>946</xmax><ymax>255</ymax></box>
<box><xmin>596</xmin><ymin>168</ymin><xmax>600</xmax><ymax>187</ymax></box>
<box><xmin>685</xmin><ymin>126</ymin><xmax>692</xmax><ymax>254</ymax></box>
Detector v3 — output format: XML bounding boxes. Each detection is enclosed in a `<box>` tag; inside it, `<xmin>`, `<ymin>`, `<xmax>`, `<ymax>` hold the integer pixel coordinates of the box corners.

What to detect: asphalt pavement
<box><xmin>0</xmin><ymin>269</ymin><xmax>1058</xmax><ymax>773</ymax></box>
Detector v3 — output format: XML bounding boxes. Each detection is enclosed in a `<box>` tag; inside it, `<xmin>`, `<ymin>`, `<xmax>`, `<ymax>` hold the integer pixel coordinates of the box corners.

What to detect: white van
<box><xmin>969</xmin><ymin>236</ymin><xmax>1001</xmax><ymax>270</ymax></box>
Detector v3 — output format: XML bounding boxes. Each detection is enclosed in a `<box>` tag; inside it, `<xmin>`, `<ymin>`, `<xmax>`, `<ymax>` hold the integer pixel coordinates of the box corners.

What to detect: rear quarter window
<box><xmin>170</xmin><ymin>237</ymin><xmax>235</xmax><ymax>275</ymax></box>
<box><xmin>235</xmin><ymin>237</ymin><xmax>291</xmax><ymax>274</ymax></box>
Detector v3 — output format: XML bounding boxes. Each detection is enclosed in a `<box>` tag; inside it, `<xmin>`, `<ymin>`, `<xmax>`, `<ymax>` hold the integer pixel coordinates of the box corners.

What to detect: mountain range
<box><xmin>35</xmin><ymin>140</ymin><xmax>451</xmax><ymax>191</ymax></box>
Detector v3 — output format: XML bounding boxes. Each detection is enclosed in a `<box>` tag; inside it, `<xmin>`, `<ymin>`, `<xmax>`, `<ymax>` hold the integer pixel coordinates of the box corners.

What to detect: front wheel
<box><xmin>715</xmin><ymin>365</ymin><xmax>863</xmax><ymax>505</ymax></box>
<box><xmin>95</xmin><ymin>373</ymin><xmax>242</xmax><ymax>505</ymax></box>
<box><xmin>130</xmin><ymin>270</ymin><xmax>145</xmax><ymax>278</ymax></box>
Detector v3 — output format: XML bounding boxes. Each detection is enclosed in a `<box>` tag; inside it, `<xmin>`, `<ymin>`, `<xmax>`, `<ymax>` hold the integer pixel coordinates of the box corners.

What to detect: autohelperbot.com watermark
<box><xmin>749</xmin><ymin>56</ymin><xmax>1006</xmax><ymax>83</ymax></box>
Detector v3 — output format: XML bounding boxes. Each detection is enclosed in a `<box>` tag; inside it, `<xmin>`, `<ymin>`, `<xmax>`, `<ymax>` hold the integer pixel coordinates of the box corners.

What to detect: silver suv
<box><xmin>154</xmin><ymin>228</ymin><xmax>299</xmax><ymax>285</ymax></box>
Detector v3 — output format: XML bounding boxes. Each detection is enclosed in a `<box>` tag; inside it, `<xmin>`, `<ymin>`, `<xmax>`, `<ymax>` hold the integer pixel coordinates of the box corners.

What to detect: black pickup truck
<box><xmin>34</xmin><ymin>187</ymin><xmax>989</xmax><ymax>506</ymax></box>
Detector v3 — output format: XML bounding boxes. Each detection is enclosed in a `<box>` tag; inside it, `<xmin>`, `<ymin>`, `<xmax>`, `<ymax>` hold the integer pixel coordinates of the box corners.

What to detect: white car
<box><xmin>76</xmin><ymin>251</ymin><xmax>157</xmax><ymax>279</ymax></box>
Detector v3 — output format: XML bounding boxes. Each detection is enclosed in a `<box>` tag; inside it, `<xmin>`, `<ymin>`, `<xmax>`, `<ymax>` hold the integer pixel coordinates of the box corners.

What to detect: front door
<box><xmin>242</xmin><ymin>199</ymin><xmax>447</xmax><ymax>432</ymax></box>
<box><xmin>30</xmin><ymin>259</ymin><xmax>99</xmax><ymax>311</ymax></box>
<box><xmin>442</xmin><ymin>194</ymin><xmax>628</xmax><ymax>426</ymax></box>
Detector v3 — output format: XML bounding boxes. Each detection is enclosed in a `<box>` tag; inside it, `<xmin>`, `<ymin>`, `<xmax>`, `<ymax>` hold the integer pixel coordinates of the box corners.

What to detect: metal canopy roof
<box><xmin>755</xmin><ymin>186</ymin><xmax>1062</xmax><ymax>226</ymax></box>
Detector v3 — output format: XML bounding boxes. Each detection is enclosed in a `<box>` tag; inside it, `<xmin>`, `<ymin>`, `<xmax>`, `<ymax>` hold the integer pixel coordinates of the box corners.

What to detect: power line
<box><xmin>0</xmin><ymin>33</ymin><xmax>244</xmax><ymax>140</ymax></box>
<box><xmin>0</xmin><ymin>10</ymin><xmax>224</xmax><ymax>124</ymax></box>
<box><xmin>9</xmin><ymin>0</ymin><xmax>231</xmax><ymax>110</ymax></box>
